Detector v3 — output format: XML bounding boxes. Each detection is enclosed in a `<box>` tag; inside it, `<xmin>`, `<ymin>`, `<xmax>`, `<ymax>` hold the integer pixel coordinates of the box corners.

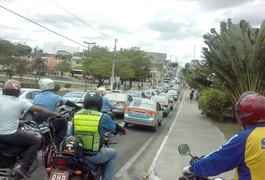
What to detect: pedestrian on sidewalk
<box><xmin>189</xmin><ymin>90</ymin><xmax>194</xmax><ymax>103</ymax></box>
<box><xmin>182</xmin><ymin>91</ymin><xmax>265</xmax><ymax>179</ymax></box>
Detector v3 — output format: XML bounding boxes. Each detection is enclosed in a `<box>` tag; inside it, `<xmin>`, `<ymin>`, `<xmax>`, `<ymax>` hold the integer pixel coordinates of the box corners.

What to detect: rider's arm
<box><xmin>65</xmin><ymin>100</ymin><xmax>81</xmax><ymax>109</ymax></box>
<box><xmin>29</xmin><ymin>105</ymin><xmax>60</xmax><ymax>117</ymax></box>
<box><xmin>106</xmin><ymin>98</ymin><xmax>114</xmax><ymax>111</ymax></box>
<box><xmin>189</xmin><ymin>131</ymin><xmax>247</xmax><ymax>177</ymax></box>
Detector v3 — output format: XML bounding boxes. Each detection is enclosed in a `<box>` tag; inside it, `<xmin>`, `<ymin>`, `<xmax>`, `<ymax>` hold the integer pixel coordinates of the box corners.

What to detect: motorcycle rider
<box><xmin>182</xmin><ymin>91</ymin><xmax>265</xmax><ymax>179</ymax></box>
<box><xmin>71</xmin><ymin>92</ymin><xmax>126</xmax><ymax>180</ymax></box>
<box><xmin>0</xmin><ymin>79</ymin><xmax>59</xmax><ymax>178</ymax></box>
<box><xmin>97</xmin><ymin>86</ymin><xmax>114</xmax><ymax>113</ymax></box>
<box><xmin>33</xmin><ymin>78</ymin><xmax>80</xmax><ymax>146</ymax></box>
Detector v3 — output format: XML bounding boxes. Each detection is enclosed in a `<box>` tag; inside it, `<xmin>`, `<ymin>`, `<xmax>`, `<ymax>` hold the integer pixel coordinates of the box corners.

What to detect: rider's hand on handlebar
<box><xmin>182</xmin><ymin>165</ymin><xmax>193</xmax><ymax>176</ymax></box>
<box><xmin>115</xmin><ymin>123</ymin><xmax>127</xmax><ymax>135</ymax></box>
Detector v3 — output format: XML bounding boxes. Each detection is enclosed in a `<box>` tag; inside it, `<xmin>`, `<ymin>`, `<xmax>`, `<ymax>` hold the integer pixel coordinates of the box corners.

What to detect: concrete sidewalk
<box><xmin>148</xmin><ymin>90</ymin><xmax>234</xmax><ymax>180</ymax></box>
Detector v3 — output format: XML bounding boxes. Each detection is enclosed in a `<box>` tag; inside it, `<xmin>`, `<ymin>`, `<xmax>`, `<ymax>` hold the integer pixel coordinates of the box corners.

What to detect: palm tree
<box><xmin>201</xmin><ymin>19</ymin><xmax>265</xmax><ymax>105</ymax></box>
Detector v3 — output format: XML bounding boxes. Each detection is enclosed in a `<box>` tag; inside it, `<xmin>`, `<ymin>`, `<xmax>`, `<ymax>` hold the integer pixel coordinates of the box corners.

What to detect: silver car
<box><xmin>151</xmin><ymin>95</ymin><xmax>171</xmax><ymax>117</ymax></box>
<box><xmin>124</xmin><ymin>98</ymin><xmax>163</xmax><ymax>131</ymax></box>
<box><xmin>105</xmin><ymin>93</ymin><xmax>133</xmax><ymax>117</ymax></box>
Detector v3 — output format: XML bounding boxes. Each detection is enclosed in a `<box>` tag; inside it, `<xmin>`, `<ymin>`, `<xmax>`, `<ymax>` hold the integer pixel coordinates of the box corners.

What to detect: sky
<box><xmin>0</xmin><ymin>0</ymin><xmax>264</xmax><ymax>67</ymax></box>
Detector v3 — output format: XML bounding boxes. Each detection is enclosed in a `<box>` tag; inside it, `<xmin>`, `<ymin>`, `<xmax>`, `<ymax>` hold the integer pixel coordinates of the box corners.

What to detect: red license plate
<box><xmin>49</xmin><ymin>170</ymin><xmax>70</xmax><ymax>180</ymax></box>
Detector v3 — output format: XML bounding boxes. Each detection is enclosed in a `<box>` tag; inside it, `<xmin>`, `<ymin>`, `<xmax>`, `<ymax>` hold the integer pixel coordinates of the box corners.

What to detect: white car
<box><xmin>19</xmin><ymin>88</ymin><xmax>41</xmax><ymax>121</ymax></box>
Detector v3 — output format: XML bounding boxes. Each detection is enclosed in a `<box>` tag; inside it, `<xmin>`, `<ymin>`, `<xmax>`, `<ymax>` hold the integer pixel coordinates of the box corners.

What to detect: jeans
<box><xmin>0</xmin><ymin>130</ymin><xmax>41</xmax><ymax>170</ymax></box>
<box><xmin>85</xmin><ymin>148</ymin><xmax>117</xmax><ymax>180</ymax></box>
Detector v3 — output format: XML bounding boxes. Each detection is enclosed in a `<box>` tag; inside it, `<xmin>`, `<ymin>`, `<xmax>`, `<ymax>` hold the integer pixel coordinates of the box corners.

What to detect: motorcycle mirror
<box><xmin>178</xmin><ymin>144</ymin><xmax>191</xmax><ymax>156</ymax></box>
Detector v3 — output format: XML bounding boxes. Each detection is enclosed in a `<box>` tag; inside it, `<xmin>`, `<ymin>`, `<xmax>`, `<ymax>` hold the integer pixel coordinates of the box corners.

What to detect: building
<box><xmin>43</xmin><ymin>41</ymin><xmax>80</xmax><ymax>54</ymax></box>
<box><xmin>145</xmin><ymin>51</ymin><xmax>167</xmax><ymax>83</ymax></box>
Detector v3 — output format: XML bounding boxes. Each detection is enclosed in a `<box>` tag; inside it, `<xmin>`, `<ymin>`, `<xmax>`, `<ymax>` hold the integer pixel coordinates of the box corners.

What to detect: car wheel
<box><xmin>163</xmin><ymin>112</ymin><xmax>168</xmax><ymax>117</ymax></box>
<box><xmin>152</xmin><ymin>123</ymin><xmax>158</xmax><ymax>132</ymax></box>
<box><xmin>124</xmin><ymin>122</ymin><xmax>129</xmax><ymax>127</ymax></box>
<box><xmin>158</xmin><ymin>120</ymin><xmax>162</xmax><ymax>126</ymax></box>
<box><xmin>170</xmin><ymin>106</ymin><xmax>173</xmax><ymax>111</ymax></box>
<box><xmin>24</xmin><ymin>112</ymin><xmax>34</xmax><ymax>121</ymax></box>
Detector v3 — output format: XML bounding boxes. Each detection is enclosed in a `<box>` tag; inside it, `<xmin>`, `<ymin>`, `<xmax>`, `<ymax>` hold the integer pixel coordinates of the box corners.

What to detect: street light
<box><xmin>83</xmin><ymin>41</ymin><xmax>96</xmax><ymax>92</ymax></box>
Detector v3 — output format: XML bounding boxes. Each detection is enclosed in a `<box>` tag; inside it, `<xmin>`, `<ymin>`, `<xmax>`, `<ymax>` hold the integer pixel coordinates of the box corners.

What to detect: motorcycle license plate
<box><xmin>49</xmin><ymin>170</ymin><xmax>69</xmax><ymax>180</ymax></box>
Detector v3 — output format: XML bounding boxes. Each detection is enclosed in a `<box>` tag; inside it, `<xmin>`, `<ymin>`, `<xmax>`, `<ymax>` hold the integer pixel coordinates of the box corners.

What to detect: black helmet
<box><xmin>61</xmin><ymin>135</ymin><xmax>83</xmax><ymax>156</ymax></box>
<box><xmin>83</xmin><ymin>92</ymin><xmax>102</xmax><ymax>111</ymax></box>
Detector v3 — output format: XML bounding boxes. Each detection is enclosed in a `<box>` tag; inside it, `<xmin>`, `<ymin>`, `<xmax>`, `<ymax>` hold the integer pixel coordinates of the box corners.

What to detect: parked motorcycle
<box><xmin>178</xmin><ymin>144</ymin><xmax>224</xmax><ymax>180</ymax></box>
<box><xmin>0</xmin><ymin>121</ymin><xmax>41</xmax><ymax>179</ymax></box>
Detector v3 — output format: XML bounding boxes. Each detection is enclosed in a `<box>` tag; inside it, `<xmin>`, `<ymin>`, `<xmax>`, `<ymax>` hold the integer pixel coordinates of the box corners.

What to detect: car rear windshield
<box><xmin>132</xmin><ymin>99</ymin><xmax>154</xmax><ymax>110</ymax></box>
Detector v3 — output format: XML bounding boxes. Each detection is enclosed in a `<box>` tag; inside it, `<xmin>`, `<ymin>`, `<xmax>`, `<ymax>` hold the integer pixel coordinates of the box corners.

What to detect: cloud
<box><xmin>193</xmin><ymin>0</ymin><xmax>253</xmax><ymax>10</ymax></box>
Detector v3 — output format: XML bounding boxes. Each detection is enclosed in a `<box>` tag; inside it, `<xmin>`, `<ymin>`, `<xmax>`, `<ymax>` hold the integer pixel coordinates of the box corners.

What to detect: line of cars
<box><xmin>62</xmin><ymin>88</ymin><xmax>179</xmax><ymax>132</ymax></box>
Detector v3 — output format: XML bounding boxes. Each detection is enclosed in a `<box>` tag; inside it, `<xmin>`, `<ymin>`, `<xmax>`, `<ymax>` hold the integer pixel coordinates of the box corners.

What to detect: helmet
<box><xmin>61</xmin><ymin>135</ymin><xmax>83</xmax><ymax>156</ymax></box>
<box><xmin>235</xmin><ymin>91</ymin><xmax>265</xmax><ymax>125</ymax></box>
<box><xmin>97</xmin><ymin>86</ymin><xmax>106</xmax><ymax>95</ymax></box>
<box><xmin>3</xmin><ymin>79</ymin><xmax>21</xmax><ymax>97</ymax></box>
<box><xmin>39</xmin><ymin>78</ymin><xmax>55</xmax><ymax>91</ymax></box>
<box><xmin>83</xmin><ymin>92</ymin><xmax>102</xmax><ymax>111</ymax></box>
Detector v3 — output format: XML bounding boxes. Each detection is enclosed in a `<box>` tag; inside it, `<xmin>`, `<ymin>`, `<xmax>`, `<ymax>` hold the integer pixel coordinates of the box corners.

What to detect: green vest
<box><xmin>73</xmin><ymin>109</ymin><xmax>103</xmax><ymax>152</ymax></box>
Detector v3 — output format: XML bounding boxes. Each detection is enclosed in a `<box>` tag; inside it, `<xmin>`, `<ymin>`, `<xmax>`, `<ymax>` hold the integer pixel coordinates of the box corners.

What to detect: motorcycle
<box><xmin>47</xmin><ymin>122</ymin><xmax>126</xmax><ymax>180</ymax></box>
<box><xmin>178</xmin><ymin>144</ymin><xmax>224</xmax><ymax>180</ymax></box>
<box><xmin>47</xmin><ymin>152</ymin><xmax>104</xmax><ymax>180</ymax></box>
<box><xmin>0</xmin><ymin>121</ymin><xmax>41</xmax><ymax>179</ymax></box>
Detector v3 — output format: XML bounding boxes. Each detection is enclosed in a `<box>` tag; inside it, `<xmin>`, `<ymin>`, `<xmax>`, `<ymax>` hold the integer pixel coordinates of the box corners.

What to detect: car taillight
<box><xmin>117</xmin><ymin>101</ymin><xmax>125</xmax><ymax>105</ymax></box>
<box><xmin>148</xmin><ymin>111</ymin><xmax>156</xmax><ymax>117</ymax></box>
<box><xmin>125</xmin><ymin>108</ymin><xmax>132</xmax><ymax>113</ymax></box>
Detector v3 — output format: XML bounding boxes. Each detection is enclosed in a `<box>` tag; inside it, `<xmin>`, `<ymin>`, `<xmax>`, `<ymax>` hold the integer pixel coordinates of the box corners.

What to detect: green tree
<box><xmin>121</xmin><ymin>48</ymin><xmax>152</xmax><ymax>88</ymax></box>
<box><xmin>55</xmin><ymin>61</ymin><xmax>72</xmax><ymax>78</ymax></box>
<box><xmin>15</xmin><ymin>59</ymin><xmax>29</xmax><ymax>80</ymax></box>
<box><xmin>82</xmin><ymin>46</ymin><xmax>112</xmax><ymax>85</ymax></box>
<box><xmin>198</xmin><ymin>19</ymin><xmax>265</xmax><ymax>105</ymax></box>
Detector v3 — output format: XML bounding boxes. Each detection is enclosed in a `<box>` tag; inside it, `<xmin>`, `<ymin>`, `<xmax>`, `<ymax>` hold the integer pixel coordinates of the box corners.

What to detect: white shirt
<box><xmin>0</xmin><ymin>95</ymin><xmax>32</xmax><ymax>134</ymax></box>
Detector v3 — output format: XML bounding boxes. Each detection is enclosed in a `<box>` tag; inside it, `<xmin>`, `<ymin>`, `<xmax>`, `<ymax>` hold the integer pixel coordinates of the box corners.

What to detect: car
<box><xmin>105</xmin><ymin>93</ymin><xmax>133</xmax><ymax>118</ymax></box>
<box><xmin>124</xmin><ymin>98</ymin><xmax>163</xmax><ymax>131</ymax></box>
<box><xmin>167</xmin><ymin>89</ymin><xmax>179</xmax><ymax>101</ymax></box>
<box><xmin>63</xmin><ymin>91</ymin><xmax>88</xmax><ymax>107</ymax></box>
<box><xmin>143</xmin><ymin>89</ymin><xmax>158</xmax><ymax>99</ymax></box>
<box><xmin>160</xmin><ymin>93</ymin><xmax>174</xmax><ymax>110</ymax></box>
<box><xmin>126</xmin><ymin>90</ymin><xmax>146</xmax><ymax>100</ymax></box>
<box><xmin>19</xmin><ymin>88</ymin><xmax>41</xmax><ymax>121</ymax></box>
<box><xmin>151</xmin><ymin>95</ymin><xmax>171</xmax><ymax>117</ymax></box>
<box><xmin>110</xmin><ymin>89</ymin><xmax>125</xmax><ymax>94</ymax></box>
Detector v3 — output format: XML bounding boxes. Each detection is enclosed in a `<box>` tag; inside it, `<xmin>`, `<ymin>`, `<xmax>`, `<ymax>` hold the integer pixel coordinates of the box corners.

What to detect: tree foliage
<box><xmin>55</xmin><ymin>61</ymin><xmax>72</xmax><ymax>78</ymax></box>
<box><xmin>191</xmin><ymin>19</ymin><xmax>265</xmax><ymax>105</ymax></box>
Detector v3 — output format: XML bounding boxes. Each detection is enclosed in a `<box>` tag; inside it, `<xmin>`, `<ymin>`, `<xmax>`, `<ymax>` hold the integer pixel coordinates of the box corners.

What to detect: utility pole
<box><xmin>83</xmin><ymin>41</ymin><xmax>96</xmax><ymax>92</ymax></box>
<box><xmin>111</xmin><ymin>38</ymin><xmax>117</xmax><ymax>91</ymax></box>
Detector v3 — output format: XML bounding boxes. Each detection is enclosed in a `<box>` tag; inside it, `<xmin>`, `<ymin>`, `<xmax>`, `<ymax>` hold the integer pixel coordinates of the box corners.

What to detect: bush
<box><xmin>65</xmin><ymin>83</ymin><xmax>71</xmax><ymax>89</ymax></box>
<box><xmin>198</xmin><ymin>88</ymin><xmax>232</xmax><ymax>122</ymax></box>
<box><xmin>54</xmin><ymin>84</ymin><xmax>61</xmax><ymax>92</ymax></box>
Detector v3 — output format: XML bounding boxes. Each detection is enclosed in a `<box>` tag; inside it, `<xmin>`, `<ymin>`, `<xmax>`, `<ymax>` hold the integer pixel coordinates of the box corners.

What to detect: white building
<box><xmin>43</xmin><ymin>41</ymin><xmax>80</xmax><ymax>54</ymax></box>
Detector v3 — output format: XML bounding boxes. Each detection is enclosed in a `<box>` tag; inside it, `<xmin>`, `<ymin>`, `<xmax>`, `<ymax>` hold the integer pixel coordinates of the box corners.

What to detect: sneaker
<box><xmin>16</xmin><ymin>167</ymin><xmax>31</xmax><ymax>178</ymax></box>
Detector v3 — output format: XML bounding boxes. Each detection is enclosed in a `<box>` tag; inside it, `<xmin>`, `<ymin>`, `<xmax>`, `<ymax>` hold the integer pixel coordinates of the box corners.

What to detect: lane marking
<box><xmin>114</xmin><ymin>136</ymin><xmax>155</xmax><ymax>179</ymax></box>
<box><xmin>148</xmin><ymin>91</ymin><xmax>184</xmax><ymax>179</ymax></box>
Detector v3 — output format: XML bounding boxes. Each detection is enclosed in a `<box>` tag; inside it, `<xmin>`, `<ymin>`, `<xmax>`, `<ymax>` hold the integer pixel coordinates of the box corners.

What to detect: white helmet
<box><xmin>39</xmin><ymin>78</ymin><xmax>55</xmax><ymax>91</ymax></box>
<box><xmin>97</xmin><ymin>86</ymin><xmax>106</xmax><ymax>95</ymax></box>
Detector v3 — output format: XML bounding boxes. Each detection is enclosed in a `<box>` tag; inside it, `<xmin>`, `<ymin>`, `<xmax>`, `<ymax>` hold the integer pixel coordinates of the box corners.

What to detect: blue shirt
<box><xmin>101</xmin><ymin>96</ymin><xmax>114</xmax><ymax>113</ymax></box>
<box><xmin>190</xmin><ymin>123</ymin><xmax>265</xmax><ymax>179</ymax></box>
<box><xmin>33</xmin><ymin>91</ymin><xmax>67</xmax><ymax>111</ymax></box>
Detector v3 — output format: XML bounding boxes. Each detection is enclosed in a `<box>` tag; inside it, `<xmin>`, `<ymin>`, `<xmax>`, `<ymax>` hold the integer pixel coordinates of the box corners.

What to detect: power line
<box><xmin>49</xmin><ymin>0</ymin><xmax>115</xmax><ymax>41</ymax></box>
<box><xmin>0</xmin><ymin>4</ymin><xmax>87</xmax><ymax>48</ymax></box>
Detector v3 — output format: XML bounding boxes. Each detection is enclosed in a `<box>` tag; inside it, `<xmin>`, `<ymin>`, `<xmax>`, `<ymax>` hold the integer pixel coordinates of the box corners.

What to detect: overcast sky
<box><xmin>0</xmin><ymin>0</ymin><xmax>264</xmax><ymax>66</ymax></box>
